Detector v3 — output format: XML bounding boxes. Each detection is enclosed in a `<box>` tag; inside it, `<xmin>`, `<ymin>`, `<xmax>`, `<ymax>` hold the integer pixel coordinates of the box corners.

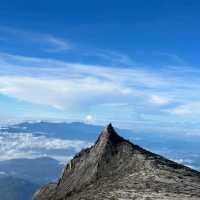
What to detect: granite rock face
<box><xmin>33</xmin><ymin>124</ymin><xmax>200</xmax><ymax>200</ymax></box>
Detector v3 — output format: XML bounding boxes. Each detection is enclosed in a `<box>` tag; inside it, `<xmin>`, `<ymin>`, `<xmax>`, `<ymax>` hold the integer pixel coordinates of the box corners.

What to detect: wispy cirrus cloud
<box><xmin>44</xmin><ymin>35</ymin><xmax>71</xmax><ymax>52</ymax></box>
<box><xmin>0</xmin><ymin>76</ymin><xmax>132</xmax><ymax>110</ymax></box>
<box><xmin>83</xmin><ymin>49</ymin><xmax>136</xmax><ymax>66</ymax></box>
<box><xmin>0</xmin><ymin>51</ymin><xmax>200</xmax><ymax>132</ymax></box>
<box><xmin>0</xmin><ymin>52</ymin><xmax>168</xmax><ymax>112</ymax></box>
<box><xmin>0</xmin><ymin>26</ymin><xmax>71</xmax><ymax>52</ymax></box>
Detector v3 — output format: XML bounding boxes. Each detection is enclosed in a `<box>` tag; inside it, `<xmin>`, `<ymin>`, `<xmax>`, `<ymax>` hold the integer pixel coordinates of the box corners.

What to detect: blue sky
<box><xmin>1</xmin><ymin>0</ymin><xmax>200</xmax><ymax>134</ymax></box>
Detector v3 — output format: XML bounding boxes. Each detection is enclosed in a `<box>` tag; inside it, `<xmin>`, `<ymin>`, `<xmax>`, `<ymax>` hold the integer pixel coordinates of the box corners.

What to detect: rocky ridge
<box><xmin>33</xmin><ymin>124</ymin><xmax>200</xmax><ymax>200</ymax></box>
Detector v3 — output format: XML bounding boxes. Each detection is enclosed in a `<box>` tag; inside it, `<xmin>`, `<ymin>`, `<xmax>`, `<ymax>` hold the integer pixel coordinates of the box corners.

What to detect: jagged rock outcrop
<box><xmin>33</xmin><ymin>124</ymin><xmax>200</xmax><ymax>200</ymax></box>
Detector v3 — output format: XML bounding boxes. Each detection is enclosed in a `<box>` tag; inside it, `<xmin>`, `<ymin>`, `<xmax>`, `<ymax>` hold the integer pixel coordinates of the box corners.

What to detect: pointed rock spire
<box><xmin>95</xmin><ymin>123</ymin><xmax>125</xmax><ymax>146</ymax></box>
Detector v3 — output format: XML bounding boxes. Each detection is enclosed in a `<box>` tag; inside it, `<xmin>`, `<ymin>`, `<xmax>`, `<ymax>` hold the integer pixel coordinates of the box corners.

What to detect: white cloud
<box><xmin>0</xmin><ymin>53</ymin><xmax>165</xmax><ymax>86</ymax></box>
<box><xmin>0</xmin><ymin>76</ymin><xmax>132</xmax><ymax>110</ymax></box>
<box><xmin>85</xmin><ymin>115</ymin><xmax>95</xmax><ymax>123</ymax></box>
<box><xmin>166</xmin><ymin>102</ymin><xmax>200</xmax><ymax>116</ymax></box>
<box><xmin>0</xmin><ymin>53</ymin><xmax>168</xmax><ymax>111</ymax></box>
<box><xmin>1</xmin><ymin>52</ymin><xmax>200</xmax><ymax>131</ymax></box>
<box><xmin>150</xmin><ymin>95</ymin><xmax>171</xmax><ymax>105</ymax></box>
<box><xmin>0</xmin><ymin>132</ymin><xmax>92</xmax><ymax>161</ymax></box>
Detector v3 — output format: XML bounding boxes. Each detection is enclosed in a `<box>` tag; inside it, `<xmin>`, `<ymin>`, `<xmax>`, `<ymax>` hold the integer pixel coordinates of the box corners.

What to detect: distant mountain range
<box><xmin>0</xmin><ymin>175</ymin><xmax>38</xmax><ymax>200</ymax></box>
<box><xmin>0</xmin><ymin>157</ymin><xmax>63</xmax><ymax>185</ymax></box>
<box><xmin>0</xmin><ymin>157</ymin><xmax>63</xmax><ymax>200</ymax></box>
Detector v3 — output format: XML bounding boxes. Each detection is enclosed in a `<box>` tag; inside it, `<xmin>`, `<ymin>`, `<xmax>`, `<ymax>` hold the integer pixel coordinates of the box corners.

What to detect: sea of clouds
<box><xmin>0</xmin><ymin>131</ymin><xmax>92</xmax><ymax>163</ymax></box>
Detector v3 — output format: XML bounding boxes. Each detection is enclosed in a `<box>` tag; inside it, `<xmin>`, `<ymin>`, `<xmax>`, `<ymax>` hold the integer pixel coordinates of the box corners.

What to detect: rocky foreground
<box><xmin>33</xmin><ymin>124</ymin><xmax>200</xmax><ymax>200</ymax></box>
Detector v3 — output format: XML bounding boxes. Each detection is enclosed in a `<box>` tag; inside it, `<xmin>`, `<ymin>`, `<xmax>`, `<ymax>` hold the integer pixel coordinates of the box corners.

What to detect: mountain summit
<box><xmin>33</xmin><ymin>124</ymin><xmax>200</xmax><ymax>200</ymax></box>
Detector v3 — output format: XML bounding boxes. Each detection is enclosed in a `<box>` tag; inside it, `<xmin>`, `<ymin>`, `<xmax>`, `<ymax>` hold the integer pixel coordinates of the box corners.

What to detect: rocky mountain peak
<box><xmin>33</xmin><ymin>124</ymin><xmax>200</xmax><ymax>200</ymax></box>
<box><xmin>95</xmin><ymin>123</ymin><xmax>125</xmax><ymax>146</ymax></box>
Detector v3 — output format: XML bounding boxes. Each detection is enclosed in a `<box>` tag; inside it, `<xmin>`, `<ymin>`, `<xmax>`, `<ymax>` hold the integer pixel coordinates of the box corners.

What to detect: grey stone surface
<box><xmin>33</xmin><ymin>124</ymin><xmax>200</xmax><ymax>200</ymax></box>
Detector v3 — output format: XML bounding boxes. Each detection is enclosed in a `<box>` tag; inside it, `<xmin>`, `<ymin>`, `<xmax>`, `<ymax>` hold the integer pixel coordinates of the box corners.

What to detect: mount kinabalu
<box><xmin>33</xmin><ymin>124</ymin><xmax>200</xmax><ymax>200</ymax></box>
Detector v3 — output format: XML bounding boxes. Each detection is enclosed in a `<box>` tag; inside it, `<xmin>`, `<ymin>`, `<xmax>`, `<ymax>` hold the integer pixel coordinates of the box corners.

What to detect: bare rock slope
<box><xmin>33</xmin><ymin>124</ymin><xmax>200</xmax><ymax>200</ymax></box>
